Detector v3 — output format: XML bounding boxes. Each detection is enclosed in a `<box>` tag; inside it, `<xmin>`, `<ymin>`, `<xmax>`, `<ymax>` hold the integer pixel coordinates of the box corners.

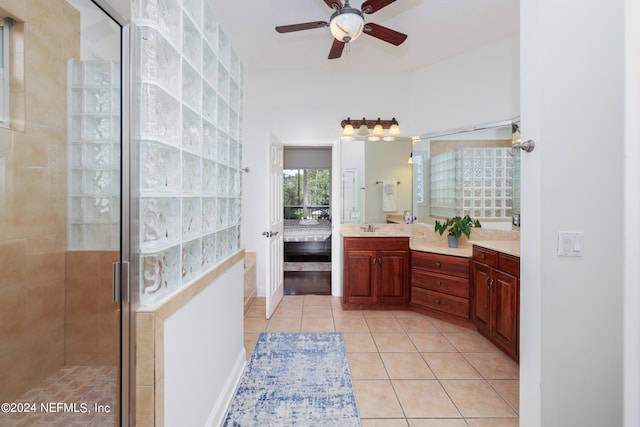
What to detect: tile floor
<box><xmin>245</xmin><ymin>295</ymin><xmax>519</xmax><ymax>427</ymax></box>
<box><xmin>2</xmin><ymin>366</ymin><xmax>118</xmax><ymax>427</ymax></box>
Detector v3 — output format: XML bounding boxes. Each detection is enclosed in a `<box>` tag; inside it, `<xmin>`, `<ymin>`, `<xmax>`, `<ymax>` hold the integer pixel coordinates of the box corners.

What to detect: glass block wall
<box><xmin>430</xmin><ymin>147</ymin><xmax>513</xmax><ymax>219</ymax></box>
<box><xmin>68</xmin><ymin>60</ymin><xmax>121</xmax><ymax>250</ymax></box>
<box><xmin>133</xmin><ymin>0</ymin><xmax>243</xmax><ymax>306</ymax></box>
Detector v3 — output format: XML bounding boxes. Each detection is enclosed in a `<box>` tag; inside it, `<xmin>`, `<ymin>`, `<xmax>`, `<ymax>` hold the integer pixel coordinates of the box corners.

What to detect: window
<box><xmin>0</xmin><ymin>19</ymin><xmax>9</xmax><ymax>127</ymax></box>
<box><xmin>283</xmin><ymin>168</ymin><xmax>331</xmax><ymax>219</ymax></box>
<box><xmin>413</xmin><ymin>152</ymin><xmax>425</xmax><ymax>205</ymax></box>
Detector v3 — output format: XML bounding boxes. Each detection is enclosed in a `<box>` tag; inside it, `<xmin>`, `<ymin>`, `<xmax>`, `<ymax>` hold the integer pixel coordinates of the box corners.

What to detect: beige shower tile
<box><xmin>381</xmin><ymin>352</ymin><xmax>435</xmax><ymax>379</ymax></box>
<box><xmin>136</xmin><ymin>385</ymin><xmax>154</xmax><ymax>426</ymax></box>
<box><xmin>0</xmin><ymin>241</ymin><xmax>27</xmax><ymax>290</ymax></box>
<box><xmin>347</xmin><ymin>352</ymin><xmax>388</xmax><ymax>380</ymax></box>
<box><xmin>353</xmin><ymin>380</ymin><xmax>404</xmax><ymax>418</ymax></box>
<box><xmin>393</xmin><ymin>379</ymin><xmax>461</xmax><ymax>418</ymax></box>
<box><xmin>440</xmin><ymin>380</ymin><xmax>517</xmax><ymax>418</ymax></box>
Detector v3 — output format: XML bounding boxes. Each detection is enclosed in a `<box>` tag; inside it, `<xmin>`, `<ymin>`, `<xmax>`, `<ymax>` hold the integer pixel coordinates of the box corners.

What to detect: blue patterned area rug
<box><xmin>223</xmin><ymin>332</ymin><xmax>361</xmax><ymax>426</ymax></box>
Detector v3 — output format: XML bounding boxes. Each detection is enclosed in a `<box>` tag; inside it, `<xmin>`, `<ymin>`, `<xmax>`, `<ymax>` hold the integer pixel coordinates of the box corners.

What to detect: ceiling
<box><xmin>208</xmin><ymin>0</ymin><xmax>519</xmax><ymax>72</ymax></box>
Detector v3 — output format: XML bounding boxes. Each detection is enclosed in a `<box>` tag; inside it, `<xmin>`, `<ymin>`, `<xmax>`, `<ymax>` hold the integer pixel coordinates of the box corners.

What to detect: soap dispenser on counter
<box><xmin>404</xmin><ymin>210</ymin><xmax>413</xmax><ymax>224</ymax></box>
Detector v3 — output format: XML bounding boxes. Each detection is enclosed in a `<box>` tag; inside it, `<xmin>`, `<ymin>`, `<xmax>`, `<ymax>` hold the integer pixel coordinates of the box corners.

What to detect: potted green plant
<box><xmin>434</xmin><ymin>215</ymin><xmax>482</xmax><ymax>248</ymax></box>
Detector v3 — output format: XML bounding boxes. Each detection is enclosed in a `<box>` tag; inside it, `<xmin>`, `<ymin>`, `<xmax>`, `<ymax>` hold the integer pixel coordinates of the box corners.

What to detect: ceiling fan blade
<box><xmin>323</xmin><ymin>0</ymin><xmax>343</xmax><ymax>9</ymax></box>
<box><xmin>363</xmin><ymin>23</ymin><xmax>407</xmax><ymax>46</ymax></box>
<box><xmin>361</xmin><ymin>0</ymin><xmax>396</xmax><ymax>14</ymax></box>
<box><xmin>328</xmin><ymin>39</ymin><xmax>345</xmax><ymax>59</ymax></box>
<box><xmin>275</xmin><ymin>21</ymin><xmax>328</xmax><ymax>33</ymax></box>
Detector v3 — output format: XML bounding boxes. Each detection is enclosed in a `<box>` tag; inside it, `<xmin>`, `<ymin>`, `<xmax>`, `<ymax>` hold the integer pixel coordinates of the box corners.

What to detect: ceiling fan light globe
<box><xmin>329</xmin><ymin>10</ymin><xmax>364</xmax><ymax>42</ymax></box>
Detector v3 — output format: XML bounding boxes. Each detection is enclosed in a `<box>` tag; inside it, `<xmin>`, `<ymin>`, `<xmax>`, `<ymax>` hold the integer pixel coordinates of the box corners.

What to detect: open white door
<box><xmin>265</xmin><ymin>133</ymin><xmax>284</xmax><ymax>319</ymax></box>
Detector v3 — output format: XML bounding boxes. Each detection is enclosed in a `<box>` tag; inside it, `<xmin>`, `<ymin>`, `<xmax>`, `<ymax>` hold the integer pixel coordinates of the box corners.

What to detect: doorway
<box><xmin>282</xmin><ymin>146</ymin><xmax>333</xmax><ymax>295</ymax></box>
<box><xmin>0</xmin><ymin>1</ymin><xmax>129</xmax><ymax>425</ymax></box>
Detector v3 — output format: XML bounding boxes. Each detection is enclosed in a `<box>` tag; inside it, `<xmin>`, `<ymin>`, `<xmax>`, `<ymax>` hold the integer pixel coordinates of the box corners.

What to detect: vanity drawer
<box><xmin>411</xmin><ymin>287</ymin><xmax>470</xmax><ymax>319</ymax></box>
<box><xmin>412</xmin><ymin>252</ymin><xmax>469</xmax><ymax>278</ymax></box>
<box><xmin>472</xmin><ymin>246</ymin><xmax>499</xmax><ymax>267</ymax></box>
<box><xmin>412</xmin><ymin>269</ymin><xmax>469</xmax><ymax>298</ymax></box>
<box><xmin>499</xmin><ymin>253</ymin><xmax>520</xmax><ymax>277</ymax></box>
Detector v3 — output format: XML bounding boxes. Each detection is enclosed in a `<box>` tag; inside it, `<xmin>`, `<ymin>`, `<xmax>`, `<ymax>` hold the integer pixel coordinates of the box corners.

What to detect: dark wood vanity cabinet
<box><xmin>342</xmin><ymin>237</ymin><xmax>411</xmax><ymax>308</ymax></box>
<box><xmin>411</xmin><ymin>251</ymin><xmax>471</xmax><ymax>321</ymax></box>
<box><xmin>471</xmin><ymin>245</ymin><xmax>520</xmax><ymax>361</ymax></box>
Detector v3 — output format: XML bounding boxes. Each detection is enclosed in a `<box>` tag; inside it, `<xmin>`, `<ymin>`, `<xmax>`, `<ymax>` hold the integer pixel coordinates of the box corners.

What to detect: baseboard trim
<box><xmin>205</xmin><ymin>347</ymin><xmax>247</xmax><ymax>427</ymax></box>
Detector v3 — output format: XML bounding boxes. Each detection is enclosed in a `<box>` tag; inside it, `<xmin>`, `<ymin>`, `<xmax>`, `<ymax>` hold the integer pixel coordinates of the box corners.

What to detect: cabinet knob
<box><xmin>481</xmin><ymin>253</ymin><xmax>486</xmax><ymax>259</ymax></box>
<box><xmin>435</xmin><ymin>281</ymin><xmax>442</xmax><ymax>286</ymax></box>
<box><xmin>435</xmin><ymin>262</ymin><xmax>441</xmax><ymax>268</ymax></box>
<box><xmin>435</xmin><ymin>299</ymin><xmax>441</xmax><ymax>305</ymax></box>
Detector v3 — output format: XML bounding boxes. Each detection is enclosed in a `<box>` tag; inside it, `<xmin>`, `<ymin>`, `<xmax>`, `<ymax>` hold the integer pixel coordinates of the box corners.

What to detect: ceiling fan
<box><xmin>275</xmin><ymin>0</ymin><xmax>408</xmax><ymax>59</ymax></box>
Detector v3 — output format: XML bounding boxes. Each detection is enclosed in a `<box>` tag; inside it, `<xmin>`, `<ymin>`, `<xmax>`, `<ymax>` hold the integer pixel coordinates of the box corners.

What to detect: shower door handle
<box><xmin>112</xmin><ymin>262</ymin><xmax>120</xmax><ymax>303</ymax></box>
<box><xmin>112</xmin><ymin>261</ymin><xmax>131</xmax><ymax>303</ymax></box>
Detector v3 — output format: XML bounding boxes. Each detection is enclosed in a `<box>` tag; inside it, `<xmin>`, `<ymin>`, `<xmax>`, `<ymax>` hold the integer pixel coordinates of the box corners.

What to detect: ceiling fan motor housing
<box><xmin>329</xmin><ymin>6</ymin><xmax>364</xmax><ymax>43</ymax></box>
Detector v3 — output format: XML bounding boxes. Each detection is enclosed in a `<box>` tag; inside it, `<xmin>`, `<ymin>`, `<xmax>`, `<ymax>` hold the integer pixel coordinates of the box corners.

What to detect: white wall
<box><xmin>242</xmin><ymin>36</ymin><xmax>520</xmax><ymax>297</ymax></box>
<box><xmin>163</xmin><ymin>261</ymin><xmax>245</xmax><ymax>427</ymax></box>
<box><xmin>407</xmin><ymin>36</ymin><xmax>520</xmax><ymax>135</ymax></box>
<box><xmin>624</xmin><ymin>2</ymin><xmax>640</xmax><ymax>426</ymax></box>
<box><xmin>520</xmin><ymin>1</ymin><xmax>625</xmax><ymax>426</ymax></box>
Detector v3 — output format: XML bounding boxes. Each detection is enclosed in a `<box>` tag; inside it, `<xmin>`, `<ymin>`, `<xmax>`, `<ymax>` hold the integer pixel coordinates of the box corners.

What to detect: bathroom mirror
<box><xmin>411</xmin><ymin>118</ymin><xmax>521</xmax><ymax>230</ymax></box>
<box><xmin>340</xmin><ymin>137</ymin><xmax>413</xmax><ymax>224</ymax></box>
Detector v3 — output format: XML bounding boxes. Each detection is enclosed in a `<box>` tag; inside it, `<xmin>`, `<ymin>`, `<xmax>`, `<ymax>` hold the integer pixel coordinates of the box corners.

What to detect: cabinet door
<box><xmin>378</xmin><ymin>251</ymin><xmax>410</xmax><ymax>303</ymax></box>
<box><xmin>471</xmin><ymin>261</ymin><xmax>492</xmax><ymax>334</ymax></box>
<box><xmin>344</xmin><ymin>250</ymin><xmax>376</xmax><ymax>303</ymax></box>
<box><xmin>493</xmin><ymin>270</ymin><xmax>519</xmax><ymax>356</ymax></box>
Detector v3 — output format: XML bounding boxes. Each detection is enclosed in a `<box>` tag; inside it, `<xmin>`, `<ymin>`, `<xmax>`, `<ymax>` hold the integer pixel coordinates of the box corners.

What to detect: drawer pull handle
<box><xmin>435</xmin><ymin>281</ymin><xmax>442</xmax><ymax>286</ymax></box>
<box><xmin>481</xmin><ymin>253</ymin><xmax>486</xmax><ymax>259</ymax></box>
<box><xmin>435</xmin><ymin>262</ymin><xmax>441</xmax><ymax>268</ymax></box>
<box><xmin>435</xmin><ymin>299</ymin><xmax>441</xmax><ymax>305</ymax></box>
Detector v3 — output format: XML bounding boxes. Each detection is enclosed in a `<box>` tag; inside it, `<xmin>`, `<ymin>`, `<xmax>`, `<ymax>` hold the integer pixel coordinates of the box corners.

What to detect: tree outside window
<box><xmin>283</xmin><ymin>169</ymin><xmax>330</xmax><ymax>219</ymax></box>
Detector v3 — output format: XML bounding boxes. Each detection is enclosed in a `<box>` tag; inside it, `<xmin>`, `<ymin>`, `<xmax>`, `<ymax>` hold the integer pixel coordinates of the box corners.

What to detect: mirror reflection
<box><xmin>412</xmin><ymin>119</ymin><xmax>521</xmax><ymax>230</ymax></box>
<box><xmin>341</xmin><ymin>137</ymin><xmax>413</xmax><ymax>224</ymax></box>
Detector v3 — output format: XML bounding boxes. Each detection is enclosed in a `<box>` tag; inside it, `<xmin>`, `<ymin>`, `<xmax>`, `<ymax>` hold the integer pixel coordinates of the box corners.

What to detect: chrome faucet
<box><xmin>360</xmin><ymin>224</ymin><xmax>378</xmax><ymax>232</ymax></box>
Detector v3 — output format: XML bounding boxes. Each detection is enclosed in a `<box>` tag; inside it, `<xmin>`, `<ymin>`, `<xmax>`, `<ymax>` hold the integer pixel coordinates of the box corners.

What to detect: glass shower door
<box><xmin>0</xmin><ymin>0</ymin><xmax>129</xmax><ymax>425</ymax></box>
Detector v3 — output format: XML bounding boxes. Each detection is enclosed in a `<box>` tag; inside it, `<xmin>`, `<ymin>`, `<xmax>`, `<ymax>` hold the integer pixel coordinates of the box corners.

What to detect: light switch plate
<box><xmin>557</xmin><ymin>231</ymin><xmax>584</xmax><ymax>257</ymax></box>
